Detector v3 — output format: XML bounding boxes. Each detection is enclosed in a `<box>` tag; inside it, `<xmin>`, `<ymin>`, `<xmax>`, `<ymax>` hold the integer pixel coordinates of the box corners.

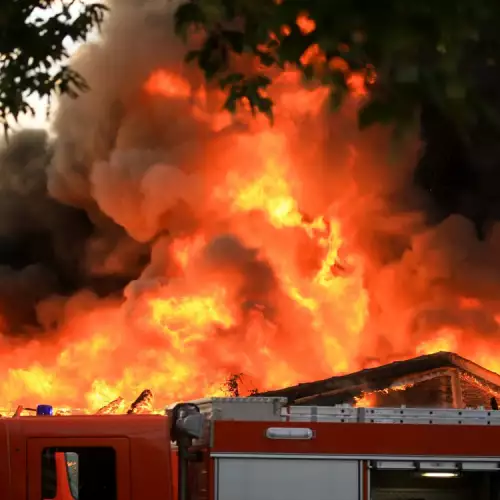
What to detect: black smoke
<box><xmin>0</xmin><ymin>130</ymin><xmax>148</xmax><ymax>334</ymax></box>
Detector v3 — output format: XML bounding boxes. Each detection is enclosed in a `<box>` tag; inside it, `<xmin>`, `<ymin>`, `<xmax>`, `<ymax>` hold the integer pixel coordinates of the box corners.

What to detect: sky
<box><xmin>17</xmin><ymin>0</ymin><xmax>99</xmax><ymax>130</ymax></box>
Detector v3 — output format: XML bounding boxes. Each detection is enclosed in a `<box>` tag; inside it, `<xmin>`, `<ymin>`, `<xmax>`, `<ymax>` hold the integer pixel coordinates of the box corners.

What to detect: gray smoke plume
<box><xmin>0</xmin><ymin>122</ymin><xmax>150</xmax><ymax>333</ymax></box>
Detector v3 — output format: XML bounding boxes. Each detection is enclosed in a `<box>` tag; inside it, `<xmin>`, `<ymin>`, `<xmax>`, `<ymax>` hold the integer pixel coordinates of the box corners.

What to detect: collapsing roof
<box><xmin>259</xmin><ymin>351</ymin><xmax>500</xmax><ymax>409</ymax></box>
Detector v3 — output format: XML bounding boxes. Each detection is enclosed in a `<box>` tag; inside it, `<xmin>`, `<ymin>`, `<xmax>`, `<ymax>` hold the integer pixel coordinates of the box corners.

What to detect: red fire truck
<box><xmin>2</xmin><ymin>397</ymin><xmax>500</xmax><ymax>500</ymax></box>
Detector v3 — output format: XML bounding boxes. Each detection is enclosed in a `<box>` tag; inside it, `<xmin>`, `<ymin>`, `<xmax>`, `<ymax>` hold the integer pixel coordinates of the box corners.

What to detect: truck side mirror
<box><xmin>169</xmin><ymin>403</ymin><xmax>204</xmax><ymax>443</ymax></box>
<box><xmin>176</xmin><ymin>413</ymin><xmax>205</xmax><ymax>440</ymax></box>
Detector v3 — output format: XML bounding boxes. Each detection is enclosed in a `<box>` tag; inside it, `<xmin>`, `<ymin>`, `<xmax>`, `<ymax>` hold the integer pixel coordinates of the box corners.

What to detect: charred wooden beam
<box><xmin>127</xmin><ymin>389</ymin><xmax>153</xmax><ymax>414</ymax></box>
<box><xmin>96</xmin><ymin>397</ymin><xmax>125</xmax><ymax>415</ymax></box>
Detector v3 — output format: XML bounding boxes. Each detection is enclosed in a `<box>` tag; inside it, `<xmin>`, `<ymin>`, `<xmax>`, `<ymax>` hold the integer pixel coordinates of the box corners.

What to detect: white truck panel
<box><xmin>215</xmin><ymin>457</ymin><xmax>360</xmax><ymax>500</ymax></box>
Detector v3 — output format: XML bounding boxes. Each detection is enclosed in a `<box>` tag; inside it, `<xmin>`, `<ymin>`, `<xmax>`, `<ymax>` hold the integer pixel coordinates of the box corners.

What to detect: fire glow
<box><xmin>1</xmin><ymin>5</ymin><xmax>500</xmax><ymax>415</ymax></box>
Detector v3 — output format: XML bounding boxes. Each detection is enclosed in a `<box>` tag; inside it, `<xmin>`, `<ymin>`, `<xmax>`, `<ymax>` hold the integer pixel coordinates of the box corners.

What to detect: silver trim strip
<box><xmin>213</xmin><ymin>456</ymin><xmax>219</xmax><ymax>500</ymax></box>
<box><xmin>365</xmin><ymin>462</ymin><xmax>370</xmax><ymax>500</ymax></box>
<box><xmin>358</xmin><ymin>461</ymin><xmax>363</xmax><ymax>500</ymax></box>
<box><xmin>211</xmin><ymin>452</ymin><xmax>500</xmax><ymax>461</ymax></box>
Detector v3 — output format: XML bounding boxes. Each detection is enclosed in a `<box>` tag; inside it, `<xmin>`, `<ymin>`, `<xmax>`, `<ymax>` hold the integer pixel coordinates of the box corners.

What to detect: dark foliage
<box><xmin>174</xmin><ymin>0</ymin><xmax>500</xmax><ymax>140</ymax></box>
<box><xmin>224</xmin><ymin>373</ymin><xmax>259</xmax><ymax>397</ymax></box>
<box><xmin>0</xmin><ymin>0</ymin><xmax>108</xmax><ymax>134</ymax></box>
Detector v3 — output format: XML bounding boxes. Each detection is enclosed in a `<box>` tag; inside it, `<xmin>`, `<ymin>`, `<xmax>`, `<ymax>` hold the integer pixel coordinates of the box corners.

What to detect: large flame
<box><xmin>1</xmin><ymin>8</ymin><xmax>500</xmax><ymax>415</ymax></box>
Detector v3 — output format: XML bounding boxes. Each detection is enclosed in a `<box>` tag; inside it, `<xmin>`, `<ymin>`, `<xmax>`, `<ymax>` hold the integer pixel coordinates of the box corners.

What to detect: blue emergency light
<box><xmin>36</xmin><ymin>404</ymin><xmax>53</xmax><ymax>416</ymax></box>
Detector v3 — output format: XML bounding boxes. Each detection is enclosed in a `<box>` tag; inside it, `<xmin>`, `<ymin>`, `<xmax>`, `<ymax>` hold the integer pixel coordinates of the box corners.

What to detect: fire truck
<box><xmin>2</xmin><ymin>397</ymin><xmax>500</xmax><ymax>500</ymax></box>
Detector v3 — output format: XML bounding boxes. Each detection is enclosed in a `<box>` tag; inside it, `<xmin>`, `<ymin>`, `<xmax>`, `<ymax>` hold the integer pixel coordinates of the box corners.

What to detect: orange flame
<box><xmin>144</xmin><ymin>70</ymin><xmax>191</xmax><ymax>99</ymax></box>
<box><xmin>1</xmin><ymin>54</ymin><xmax>499</xmax><ymax>415</ymax></box>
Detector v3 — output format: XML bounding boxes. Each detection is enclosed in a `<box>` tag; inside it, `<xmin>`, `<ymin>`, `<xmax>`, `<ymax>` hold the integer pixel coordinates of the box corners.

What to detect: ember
<box><xmin>1</xmin><ymin>0</ymin><xmax>500</xmax><ymax>414</ymax></box>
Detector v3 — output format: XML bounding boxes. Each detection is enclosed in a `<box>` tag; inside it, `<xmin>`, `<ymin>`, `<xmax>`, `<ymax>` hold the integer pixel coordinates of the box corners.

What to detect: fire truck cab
<box><xmin>2</xmin><ymin>397</ymin><xmax>500</xmax><ymax>500</ymax></box>
<box><xmin>0</xmin><ymin>402</ymin><xmax>203</xmax><ymax>500</ymax></box>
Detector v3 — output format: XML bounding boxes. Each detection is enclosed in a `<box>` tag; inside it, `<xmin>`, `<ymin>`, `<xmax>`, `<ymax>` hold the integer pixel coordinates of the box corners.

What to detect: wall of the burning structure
<box><xmin>359</xmin><ymin>371</ymin><xmax>499</xmax><ymax>409</ymax></box>
<box><xmin>373</xmin><ymin>376</ymin><xmax>455</xmax><ymax>408</ymax></box>
<box><xmin>459</xmin><ymin>375</ymin><xmax>499</xmax><ymax>409</ymax></box>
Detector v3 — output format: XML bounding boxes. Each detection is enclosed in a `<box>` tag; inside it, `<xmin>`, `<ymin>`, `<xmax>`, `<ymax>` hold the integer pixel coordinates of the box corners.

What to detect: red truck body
<box><xmin>1</xmin><ymin>397</ymin><xmax>500</xmax><ymax>500</ymax></box>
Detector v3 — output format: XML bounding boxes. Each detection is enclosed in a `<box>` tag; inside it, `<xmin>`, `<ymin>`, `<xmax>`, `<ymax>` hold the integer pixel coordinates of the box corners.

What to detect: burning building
<box><xmin>2</xmin><ymin>0</ymin><xmax>500</xmax><ymax>413</ymax></box>
<box><xmin>261</xmin><ymin>351</ymin><xmax>500</xmax><ymax>409</ymax></box>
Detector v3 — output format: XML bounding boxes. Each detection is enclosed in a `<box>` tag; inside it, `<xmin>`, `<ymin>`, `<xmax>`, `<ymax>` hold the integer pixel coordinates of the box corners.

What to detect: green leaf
<box><xmin>445</xmin><ymin>81</ymin><xmax>466</xmax><ymax>100</ymax></box>
<box><xmin>198</xmin><ymin>34</ymin><xmax>228</xmax><ymax>80</ymax></box>
<box><xmin>476</xmin><ymin>96</ymin><xmax>500</xmax><ymax>131</ymax></box>
<box><xmin>255</xmin><ymin>75</ymin><xmax>272</xmax><ymax>88</ymax></box>
<box><xmin>329</xmin><ymin>88</ymin><xmax>345</xmax><ymax>111</ymax></box>
<box><xmin>219</xmin><ymin>72</ymin><xmax>245</xmax><ymax>89</ymax></box>
<box><xmin>394</xmin><ymin>64</ymin><xmax>419</xmax><ymax>83</ymax></box>
<box><xmin>257</xmin><ymin>51</ymin><xmax>276</xmax><ymax>67</ymax></box>
<box><xmin>200</xmin><ymin>0</ymin><xmax>226</xmax><ymax>25</ymax></box>
<box><xmin>327</xmin><ymin>70</ymin><xmax>348</xmax><ymax>90</ymax></box>
<box><xmin>174</xmin><ymin>2</ymin><xmax>206</xmax><ymax>39</ymax></box>
<box><xmin>257</xmin><ymin>96</ymin><xmax>274</xmax><ymax>124</ymax></box>
<box><xmin>277</xmin><ymin>28</ymin><xmax>315</xmax><ymax>66</ymax></box>
<box><xmin>185</xmin><ymin>50</ymin><xmax>201</xmax><ymax>63</ymax></box>
<box><xmin>224</xmin><ymin>91</ymin><xmax>239</xmax><ymax>114</ymax></box>
<box><xmin>303</xmin><ymin>64</ymin><xmax>315</xmax><ymax>80</ymax></box>
<box><xmin>221</xmin><ymin>30</ymin><xmax>245</xmax><ymax>54</ymax></box>
<box><xmin>220</xmin><ymin>0</ymin><xmax>237</xmax><ymax>18</ymax></box>
<box><xmin>358</xmin><ymin>99</ymin><xmax>396</xmax><ymax>129</ymax></box>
